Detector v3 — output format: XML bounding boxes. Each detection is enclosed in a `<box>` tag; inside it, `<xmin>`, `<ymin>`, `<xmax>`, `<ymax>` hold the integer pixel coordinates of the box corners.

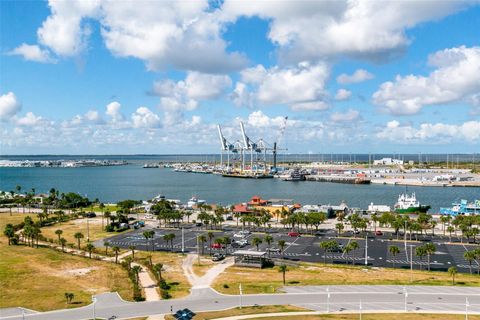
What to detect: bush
<box><xmin>159</xmin><ymin>279</ymin><xmax>170</xmax><ymax>290</ymax></box>
<box><xmin>105</xmin><ymin>224</ymin><xmax>115</xmax><ymax>232</ymax></box>
<box><xmin>160</xmin><ymin>290</ymin><xmax>171</xmax><ymax>299</ymax></box>
<box><xmin>223</xmin><ymin>284</ymin><xmax>229</xmax><ymax>289</ymax></box>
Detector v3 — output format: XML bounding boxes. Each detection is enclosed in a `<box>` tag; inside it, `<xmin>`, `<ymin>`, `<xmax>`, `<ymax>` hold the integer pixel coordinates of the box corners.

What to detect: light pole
<box><xmin>92</xmin><ymin>296</ymin><xmax>96</xmax><ymax>320</ymax></box>
<box><xmin>364</xmin><ymin>235</ymin><xmax>368</xmax><ymax>266</ymax></box>
<box><xmin>181</xmin><ymin>227</ymin><xmax>184</xmax><ymax>253</ymax></box>
<box><xmin>466</xmin><ymin>297</ymin><xmax>469</xmax><ymax>320</ymax></box>
<box><xmin>239</xmin><ymin>283</ymin><xmax>243</xmax><ymax>309</ymax></box>
<box><xmin>410</xmin><ymin>245</ymin><xmax>414</xmax><ymax>282</ymax></box>
<box><xmin>87</xmin><ymin>217</ymin><xmax>90</xmax><ymax>242</ymax></box>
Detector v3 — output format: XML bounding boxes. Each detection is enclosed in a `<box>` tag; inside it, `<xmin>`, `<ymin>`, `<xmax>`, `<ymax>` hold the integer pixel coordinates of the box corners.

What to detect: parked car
<box><xmin>226</xmin><ymin>216</ymin><xmax>234</xmax><ymax>221</ymax></box>
<box><xmin>375</xmin><ymin>230</ymin><xmax>383</xmax><ymax>236</ymax></box>
<box><xmin>239</xmin><ymin>230</ymin><xmax>251</xmax><ymax>235</ymax></box>
<box><xmin>233</xmin><ymin>233</ymin><xmax>245</xmax><ymax>238</ymax></box>
<box><xmin>331</xmin><ymin>244</ymin><xmax>344</xmax><ymax>253</ymax></box>
<box><xmin>195</xmin><ymin>222</ymin><xmax>203</xmax><ymax>227</ymax></box>
<box><xmin>212</xmin><ymin>253</ymin><xmax>225</xmax><ymax>261</ymax></box>
<box><xmin>236</xmin><ymin>239</ymin><xmax>248</xmax><ymax>246</ymax></box>
<box><xmin>85</xmin><ymin>212</ymin><xmax>96</xmax><ymax>218</ymax></box>
<box><xmin>144</xmin><ymin>214</ymin><xmax>153</xmax><ymax>219</ymax></box>
<box><xmin>288</xmin><ymin>232</ymin><xmax>300</xmax><ymax>237</ymax></box>
<box><xmin>211</xmin><ymin>243</ymin><xmax>225</xmax><ymax>249</ymax></box>
<box><xmin>266</xmin><ymin>247</ymin><xmax>281</xmax><ymax>253</ymax></box>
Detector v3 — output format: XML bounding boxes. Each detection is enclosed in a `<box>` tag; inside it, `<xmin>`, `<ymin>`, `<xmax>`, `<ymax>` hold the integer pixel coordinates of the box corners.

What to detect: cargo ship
<box><xmin>394</xmin><ymin>192</ymin><xmax>430</xmax><ymax>213</ymax></box>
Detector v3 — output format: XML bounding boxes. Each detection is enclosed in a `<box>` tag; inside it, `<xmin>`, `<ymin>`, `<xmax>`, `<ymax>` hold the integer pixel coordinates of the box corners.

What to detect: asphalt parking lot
<box><xmin>101</xmin><ymin>226</ymin><xmax>479</xmax><ymax>273</ymax></box>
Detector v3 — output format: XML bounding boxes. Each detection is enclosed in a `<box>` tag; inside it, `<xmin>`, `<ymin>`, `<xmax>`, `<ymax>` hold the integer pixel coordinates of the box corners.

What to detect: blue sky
<box><xmin>0</xmin><ymin>0</ymin><xmax>479</xmax><ymax>154</ymax></box>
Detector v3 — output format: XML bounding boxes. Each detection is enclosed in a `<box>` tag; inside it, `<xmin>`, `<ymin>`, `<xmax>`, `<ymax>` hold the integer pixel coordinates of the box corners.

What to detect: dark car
<box><xmin>85</xmin><ymin>212</ymin><xmax>96</xmax><ymax>218</ymax></box>
<box><xmin>195</xmin><ymin>222</ymin><xmax>203</xmax><ymax>227</ymax></box>
<box><xmin>212</xmin><ymin>253</ymin><xmax>225</xmax><ymax>261</ymax></box>
<box><xmin>375</xmin><ymin>230</ymin><xmax>383</xmax><ymax>236</ymax></box>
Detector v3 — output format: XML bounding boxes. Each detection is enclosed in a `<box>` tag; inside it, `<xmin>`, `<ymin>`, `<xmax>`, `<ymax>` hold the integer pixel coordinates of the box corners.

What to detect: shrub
<box><xmin>223</xmin><ymin>284</ymin><xmax>229</xmax><ymax>289</ymax></box>
<box><xmin>105</xmin><ymin>224</ymin><xmax>115</xmax><ymax>232</ymax></box>
<box><xmin>159</xmin><ymin>279</ymin><xmax>170</xmax><ymax>290</ymax></box>
<box><xmin>160</xmin><ymin>290</ymin><xmax>171</xmax><ymax>299</ymax></box>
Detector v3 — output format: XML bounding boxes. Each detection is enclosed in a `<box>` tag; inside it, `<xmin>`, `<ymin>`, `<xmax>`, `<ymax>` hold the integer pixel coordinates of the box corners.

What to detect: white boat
<box><xmin>187</xmin><ymin>196</ymin><xmax>206</xmax><ymax>208</ymax></box>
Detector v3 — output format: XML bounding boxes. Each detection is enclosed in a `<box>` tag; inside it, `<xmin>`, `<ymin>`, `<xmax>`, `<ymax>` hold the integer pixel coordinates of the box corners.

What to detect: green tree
<box><xmin>389</xmin><ymin>245</ymin><xmax>400</xmax><ymax>268</ymax></box>
<box><xmin>207</xmin><ymin>231</ymin><xmax>215</xmax><ymax>255</ymax></box>
<box><xmin>104</xmin><ymin>241</ymin><xmax>110</xmax><ymax>256</ymax></box>
<box><xmin>335</xmin><ymin>223</ymin><xmax>344</xmax><ymax>237</ymax></box>
<box><xmin>129</xmin><ymin>245</ymin><xmax>136</xmax><ymax>259</ymax></box>
<box><xmin>153</xmin><ymin>263</ymin><xmax>164</xmax><ymax>282</ymax></box>
<box><xmin>55</xmin><ymin>229</ymin><xmax>63</xmax><ymax>243</ymax></box>
<box><xmin>64</xmin><ymin>292</ymin><xmax>74</xmax><ymax>304</ymax></box>
<box><xmin>424</xmin><ymin>243</ymin><xmax>436</xmax><ymax>271</ymax></box>
<box><xmin>197</xmin><ymin>234</ymin><xmax>207</xmax><ymax>255</ymax></box>
<box><xmin>264</xmin><ymin>235</ymin><xmax>273</xmax><ymax>256</ymax></box>
<box><xmin>342</xmin><ymin>243</ymin><xmax>352</xmax><ymax>264</ymax></box>
<box><xmin>3</xmin><ymin>224</ymin><xmax>15</xmax><ymax>245</ymax></box>
<box><xmin>464</xmin><ymin>250</ymin><xmax>476</xmax><ymax>274</ymax></box>
<box><xmin>278</xmin><ymin>264</ymin><xmax>288</xmax><ymax>285</ymax></box>
<box><xmin>448</xmin><ymin>266</ymin><xmax>457</xmax><ymax>285</ymax></box>
<box><xmin>112</xmin><ymin>246</ymin><xmax>120</xmax><ymax>264</ymax></box>
<box><xmin>252</xmin><ymin>237</ymin><xmax>262</xmax><ymax>251</ymax></box>
<box><xmin>85</xmin><ymin>242</ymin><xmax>95</xmax><ymax>259</ymax></box>
<box><xmin>350</xmin><ymin>241</ymin><xmax>359</xmax><ymax>265</ymax></box>
<box><xmin>59</xmin><ymin>237</ymin><xmax>67</xmax><ymax>252</ymax></box>
<box><xmin>74</xmin><ymin>232</ymin><xmax>84</xmax><ymax>249</ymax></box>
<box><xmin>278</xmin><ymin>239</ymin><xmax>286</xmax><ymax>259</ymax></box>
<box><xmin>415</xmin><ymin>246</ymin><xmax>427</xmax><ymax>270</ymax></box>
<box><xmin>131</xmin><ymin>265</ymin><xmax>142</xmax><ymax>287</ymax></box>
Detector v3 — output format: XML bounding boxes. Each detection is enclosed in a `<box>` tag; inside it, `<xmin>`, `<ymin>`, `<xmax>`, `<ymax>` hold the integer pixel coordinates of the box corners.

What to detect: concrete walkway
<box><xmin>182</xmin><ymin>253</ymin><xmax>234</xmax><ymax>289</ymax></box>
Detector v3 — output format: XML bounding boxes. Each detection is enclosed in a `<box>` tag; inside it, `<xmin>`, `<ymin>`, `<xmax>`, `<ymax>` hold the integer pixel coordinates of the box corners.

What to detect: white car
<box><xmin>233</xmin><ymin>233</ymin><xmax>245</xmax><ymax>238</ymax></box>
<box><xmin>239</xmin><ymin>230</ymin><xmax>251</xmax><ymax>235</ymax></box>
<box><xmin>236</xmin><ymin>239</ymin><xmax>248</xmax><ymax>246</ymax></box>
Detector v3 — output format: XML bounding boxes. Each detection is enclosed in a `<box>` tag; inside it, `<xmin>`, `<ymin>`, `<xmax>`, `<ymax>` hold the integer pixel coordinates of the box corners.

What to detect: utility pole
<box><xmin>181</xmin><ymin>227</ymin><xmax>184</xmax><ymax>253</ymax></box>
<box><xmin>410</xmin><ymin>245</ymin><xmax>414</xmax><ymax>282</ymax></box>
<box><xmin>87</xmin><ymin>217</ymin><xmax>90</xmax><ymax>242</ymax></box>
<box><xmin>239</xmin><ymin>283</ymin><xmax>243</xmax><ymax>309</ymax></box>
<box><xmin>364</xmin><ymin>235</ymin><xmax>368</xmax><ymax>266</ymax></box>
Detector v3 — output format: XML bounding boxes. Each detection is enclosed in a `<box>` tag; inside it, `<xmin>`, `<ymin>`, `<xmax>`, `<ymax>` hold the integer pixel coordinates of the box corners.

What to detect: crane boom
<box><xmin>217</xmin><ymin>125</ymin><xmax>228</xmax><ymax>150</ymax></box>
<box><xmin>239</xmin><ymin>121</ymin><xmax>250</xmax><ymax>149</ymax></box>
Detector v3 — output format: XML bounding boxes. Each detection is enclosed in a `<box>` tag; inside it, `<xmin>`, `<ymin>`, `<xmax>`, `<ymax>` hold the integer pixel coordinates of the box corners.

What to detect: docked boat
<box><xmin>143</xmin><ymin>163</ymin><xmax>160</xmax><ymax>168</ymax></box>
<box><xmin>440</xmin><ymin>199</ymin><xmax>480</xmax><ymax>216</ymax></box>
<box><xmin>394</xmin><ymin>192</ymin><xmax>430</xmax><ymax>214</ymax></box>
<box><xmin>280</xmin><ymin>168</ymin><xmax>305</xmax><ymax>181</ymax></box>
<box><xmin>187</xmin><ymin>196</ymin><xmax>206</xmax><ymax>208</ymax></box>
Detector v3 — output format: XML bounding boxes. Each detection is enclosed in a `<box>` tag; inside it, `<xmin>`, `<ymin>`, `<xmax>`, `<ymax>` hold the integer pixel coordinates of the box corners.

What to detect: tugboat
<box><xmin>394</xmin><ymin>192</ymin><xmax>430</xmax><ymax>214</ymax></box>
<box><xmin>440</xmin><ymin>199</ymin><xmax>480</xmax><ymax>216</ymax></box>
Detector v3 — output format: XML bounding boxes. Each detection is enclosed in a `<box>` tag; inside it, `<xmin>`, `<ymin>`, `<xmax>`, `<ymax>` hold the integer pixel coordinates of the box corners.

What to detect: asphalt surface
<box><xmin>2</xmin><ymin>286</ymin><xmax>480</xmax><ymax>320</ymax></box>
<box><xmin>98</xmin><ymin>226</ymin><xmax>480</xmax><ymax>273</ymax></box>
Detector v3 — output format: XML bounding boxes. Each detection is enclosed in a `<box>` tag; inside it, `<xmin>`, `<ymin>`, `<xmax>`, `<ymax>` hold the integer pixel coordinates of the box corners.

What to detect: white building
<box><xmin>373</xmin><ymin>158</ymin><xmax>404</xmax><ymax>166</ymax></box>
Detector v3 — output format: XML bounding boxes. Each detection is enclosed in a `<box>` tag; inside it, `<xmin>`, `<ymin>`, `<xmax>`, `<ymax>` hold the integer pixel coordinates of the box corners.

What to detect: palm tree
<box><xmin>335</xmin><ymin>223</ymin><xmax>344</xmax><ymax>237</ymax></box>
<box><xmin>112</xmin><ymin>246</ymin><xmax>120</xmax><ymax>263</ymax></box>
<box><xmin>447</xmin><ymin>226</ymin><xmax>455</xmax><ymax>242</ymax></box>
<box><xmin>424</xmin><ymin>243</ymin><xmax>436</xmax><ymax>271</ymax></box>
<box><xmin>55</xmin><ymin>229</ymin><xmax>63</xmax><ymax>243</ymax></box>
<box><xmin>278</xmin><ymin>240</ymin><xmax>286</xmax><ymax>259</ymax></box>
<box><xmin>252</xmin><ymin>237</ymin><xmax>262</xmax><ymax>251</ymax></box>
<box><xmin>86</xmin><ymin>242</ymin><xmax>95</xmax><ymax>258</ymax></box>
<box><xmin>350</xmin><ymin>241</ymin><xmax>359</xmax><ymax>265</ymax></box>
<box><xmin>153</xmin><ymin>263</ymin><xmax>164</xmax><ymax>282</ymax></box>
<box><xmin>464</xmin><ymin>251</ymin><xmax>476</xmax><ymax>274</ymax></box>
<box><xmin>74</xmin><ymin>232</ymin><xmax>84</xmax><ymax>249</ymax></box>
<box><xmin>198</xmin><ymin>234</ymin><xmax>207</xmax><ymax>255</ymax></box>
<box><xmin>320</xmin><ymin>241</ymin><xmax>329</xmax><ymax>265</ymax></box>
<box><xmin>278</xmin><ymin>264</ymin><xmax>288</xmax><ymax>285</ymax></box>
<box><xmin>389</xmin><ymin>245</ymin><xmax>400</xmax><ymax>268</ymax></box>
<box><xmin>448</xmin><ymin>266</ymin><xmax>457</xmax><ymax>285</ymax></box>
<box><xmin>64</xmin><ymin>292</ymin><xmax>74</xmax><ymax>304</ymax></box>
<box><xmin>104</xmin><ymin>241</ymin><xmax>110</xmax><ymax>255</ymax></box>
<box><xmin>415</xmin><ymin>246</ymin><xmax>427</xmax><ymax>270</ymax></box>
<box><xmin>99</xmin><ymin>202</ymin><xmax>105</xmax><ymax>229</ymax></box>
<box><xmin>342</xmin><ymin>243</ymin><xmax>352</xmax><ymax>264</ymax></box>
<box><xmin>163</xmin><ymin>233</ymin><xmax>176</xmax><ymax>252</ymax></box>
<box><xmin>143</xmin><ymin>230</ymin><xmax>155</xmax><ymax>251</ymax></box>
<box><xmin>207</xmin><ymin>231</ymin><xmax>215</xmax><ymax>255</ymax></box>
<box><xmin>131</xmin><ymin>265</ymin><xmax>142</xmax><ymax>287</ymax></box>
<box><xmin>3</xmin><ymin>224</ymin><xmax>15</xmax><ymax>245</ymax></box>
<box><xmin>59</xmin><ymin>237</ymin><xmax>67</xmax><ymax>252</ymax></box>
<box><xmin>129</xmin><ymin>245</ymin><xmax>136</xmax><ymax>259</ymax></box>
<box><xmin>264</xmin><ymin>235</ymin><xmax>273</xmax><ymax>257</ymax></box>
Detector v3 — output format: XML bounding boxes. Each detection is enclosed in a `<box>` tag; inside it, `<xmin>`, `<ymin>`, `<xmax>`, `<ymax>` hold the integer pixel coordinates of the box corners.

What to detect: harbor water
<box><xmin>1</xmin><ymin>161</ymin><xmax>478</xmax><ymax>212</ymax></box>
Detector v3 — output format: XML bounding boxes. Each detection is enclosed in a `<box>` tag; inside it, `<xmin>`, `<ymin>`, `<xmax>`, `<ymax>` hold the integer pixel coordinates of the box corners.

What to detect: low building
<box><xmin>233</xmin><ymin>250</ymin><xmax>269</xmax><ymax>268</ymax></box>
<box><xmin>373</xmin><ymin>158</ymin><xmax>404</xmax><ymax>166</ymax></box>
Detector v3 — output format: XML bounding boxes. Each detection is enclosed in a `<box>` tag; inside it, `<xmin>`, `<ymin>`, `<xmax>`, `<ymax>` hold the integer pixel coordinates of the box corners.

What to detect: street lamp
<box><xmin>326</xmin><ymin>286</ymin><xmax>330</xmax><ymax>313</ymax></box>
<box><xmin>239</xmin><ymin>283</ymin><xmax>243</xmax><ymax>309</ymax></box>
<box><xmin>364</xmin><ymin>235</ymin><xmax>368</xmax><ymax>266</ymax></box>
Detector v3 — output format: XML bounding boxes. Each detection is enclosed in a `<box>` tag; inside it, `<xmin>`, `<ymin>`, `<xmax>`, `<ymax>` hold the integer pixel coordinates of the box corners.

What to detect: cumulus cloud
<box><xmin>105</xmin><ymin>101</ymin><xmax>125</xmax><ymax>122</ymax></box>
<box><xmin>373</xmin><ymin>46</ymin><xmax>480</xmax><ymax>115</ymax></box>
<box><xmin>9</xmin><ymin>43</ymin><xmax>55</xmax><ymax>63</ymax></box>
<box><xmin>377</xmin><ymin>120</ymin><xmax>480</xmax><ymax>143</ymax></box>
<box><xmin>337</xmin><ymin>69</ymin><xmax>374</xmax><ymax>84</ymax></box>
<box><xmin>15</xmin><ymin>112</ymin><xmax>45</xmax><ymax>126</ymax></box>
<box><xmin>334</xmin><ymin>89</ymin><xmax>352</xmax><ymax>101</ymax></box>
<box><xmin>238</xmin><ymin>62</ymin><xmax>330</xmax><ymax>111</ymax></box>
<box><xmin>330</xmin><ymin>109</ymin><xmax>360</xmax><ymax>122</ymax></box>
<box><xmin>154</xmin><ymin>72</ymin><xmax>231</xmax><ymax>111</ymax></box>
<box><xmin>222</xmin><ymin>1</ymin><xmax>471</xmax><ymax>63</ymax></box>
<box><xmin>0</xmin><ymin>92</ymin><xmax>21</xmax><ymax>120</ymax></box>
<box><xmin>131</xmin><ymin>107</ymin><xmax>161</xmax><ymax>128</ymax></box>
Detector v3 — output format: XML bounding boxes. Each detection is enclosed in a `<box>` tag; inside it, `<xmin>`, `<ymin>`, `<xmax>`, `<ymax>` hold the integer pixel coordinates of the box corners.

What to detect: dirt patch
<box><xmin>61</xmin><ymin>267</ymin><xmax>99</xmax><ymax>277</ymax></box>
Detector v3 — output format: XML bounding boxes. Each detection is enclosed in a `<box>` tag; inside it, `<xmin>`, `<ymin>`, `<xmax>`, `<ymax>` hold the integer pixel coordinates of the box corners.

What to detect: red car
<box><xmin>288</xmin><ymin>232</ymin><xmax>300</xmax><ymax>237</ymax></box>
<box><xmin>375</xmin><ymin>230</ymin><xmax>383</xmax><ymax>236</ymax></box>
<box><xmin>211</xmin><ymin>243</ymin><xmax>225</xmax><ymax>249</ymax></box>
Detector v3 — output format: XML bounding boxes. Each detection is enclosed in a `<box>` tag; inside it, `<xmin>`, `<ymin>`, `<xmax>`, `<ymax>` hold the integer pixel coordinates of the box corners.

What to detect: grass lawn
<box><xmin>213</xmin><ymin>263</ymin><xmax>480</xmax><ymax>295</ymax></box>
<box><xmin>134</xmin><ymin>251</ymin><xmax>191</xmax><ymax>299</ymax></box>
<box><xmin>0</xmin><ymin>213</ymin><xmax>133</xmax><ymax>311</ymax></box>
<box><xmin>40</xmin><ymin>217</ymin><xmax>132</xmax><ymax>247</ymax></box>
<box><xmin>83</xmin><ymin>204</ymin><xmax>119</xmax><ymax>212</ymax></box>
<box><xmin>0</xmin><ymin>212</ymin><xmax>37</xmax><ymax>229</ymax></box>
<box><xmin>192</xmin><ymin>256</ymin><xmax>215</xmax><ymax>277</ymax></box>
<box><xmin>251</xmin><ymin>315</ymin><xmax>480</xmax><ymax>320</ymax></box>
<box><xmin>164</xmin><ymin>305</ymin><xmax>308</xmax><ymax>320</ymax></box>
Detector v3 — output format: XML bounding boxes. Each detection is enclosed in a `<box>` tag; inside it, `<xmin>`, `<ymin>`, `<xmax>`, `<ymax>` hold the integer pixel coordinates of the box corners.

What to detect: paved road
<box><xmin>2</xmin><ymin>285</ymin><xmax>480</xmax><ymax>320</ymax></box>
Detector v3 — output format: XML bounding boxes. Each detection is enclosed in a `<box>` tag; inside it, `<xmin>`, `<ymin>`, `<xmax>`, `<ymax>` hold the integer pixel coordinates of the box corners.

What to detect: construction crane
<box><xmin>217</xmin><ymin>124</ymin><xmax>238</xmax><ymax>169</ymax></box>
<box><xmin>272</xmin><ymin>116</ymin><xmax>288</xmax><ymax>172</ymax></box>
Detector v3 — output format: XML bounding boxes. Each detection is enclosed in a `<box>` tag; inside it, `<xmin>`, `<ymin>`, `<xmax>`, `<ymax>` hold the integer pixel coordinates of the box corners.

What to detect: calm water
<box><xmin>1</xmin><ymin>163</ymin><xmax>478</xmax><ymax>212</ymax></box>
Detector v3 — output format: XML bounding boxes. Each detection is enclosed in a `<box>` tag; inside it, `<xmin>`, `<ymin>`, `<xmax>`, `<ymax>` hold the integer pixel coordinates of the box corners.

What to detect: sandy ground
<box><xmin>182</xmin><ymin>253</ymin><xmax>234</xmax><ymax>289</ymax></box>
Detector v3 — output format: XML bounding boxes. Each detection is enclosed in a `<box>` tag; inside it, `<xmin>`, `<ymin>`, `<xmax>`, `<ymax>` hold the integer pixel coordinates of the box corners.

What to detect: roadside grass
<box><xmin>40</xmin><ymin>217</ymin><xmax>132</xmax><ymax>246</ymax></box>
<box><xmin>250</xmin><ymin>315</ymin><xmax>480</xmax><ymax>320</ymax></box>
<box><xmin>164</xmin><ymin>305</ymin><xmax>308</xmax><ymax>320</ymax></box>
<box><xmin>0</xmin><ymin>242</ymin><xmax>133</xmax><ymax>311</ymax></box>
<box><xmin>192</xmin><ymin>256</ymin><xmax>215</xmax><ymax>277</ymax></box>
<box><xmin>213</xmin><ymin>263</ymin><xmax>480</xmax><ymax>295</ymax></box>
<box><xmin>83</xmin><ymin>205</ymin><xmax>119</xmax><ymax>212</ymax></box>
<box><xmin>134</xmin><ymin>251</ymin><xmax>190</xmax><ymax>299</ymax></box>
<box><xmin>0</xmin><ymin>212</ymin><xmax>37</xmax><ymax>230</ymax></box>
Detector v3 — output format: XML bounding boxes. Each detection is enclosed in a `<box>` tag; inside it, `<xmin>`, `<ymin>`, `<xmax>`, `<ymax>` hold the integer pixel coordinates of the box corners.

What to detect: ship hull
<box><xmin>395</xmin><ymin>205</ymin><xmax>430</xmax><ymax>214</ymax></box>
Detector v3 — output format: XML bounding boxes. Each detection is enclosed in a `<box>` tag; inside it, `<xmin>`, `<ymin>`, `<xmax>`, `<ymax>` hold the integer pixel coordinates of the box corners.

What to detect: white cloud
<box><xmin>222</xmin><ymin>1</ymin><xmax>471</xmax><ymax>63</ymax></box>
<box><xmin>131</xmin><ymin>107</ymin><xmax>161</xmax><ymax>128</ymax></box>
<box><xmin>9</xmin><ymin>43</ymin><xmax>55</xmax><ymax>63</ymax></box>
<box><xmin>239</xmin><ymin>62</ymin><xmax>330</xmax><ymax>111</ymax></box>
<box><xmin>84</xmin><ymin>110</ymin><xmax>103</xmax><ymax>123</ymax></box>
<box><xmin>373</xmin><ymin>46</ymin><xmax>480</xmax><ymax>115</ymax></box>
<box><xmin>154</xmin><ymin>72</ymin><xmax>231</xmax><ymax>111</ymax></box>
<box><xmin>0</xmin><ymin>92</ymin><xmax>21</xmax><ymax>120</ymax></box>
<box><xmin>334</xmin><ymin>89</ymin><xmax>352</xmax><ymax>101</ymax></box>
<box><xmin>330</xmin><ymin>109</ymin><xmax>360</xmax><ymax>122</ymax></box>
<box><xmin>15</xmin><ymin>112</ymin><xmax>45</xmax><ymax>126</ymax></box>
<box><xmin>105</xmin><ymin>101</ymin><xmax>124</xmax><ymax>122</ymax></box>
<box><xmin>377</xmin><ymin>120</ymin><xmax>480</xmax><ymax>143</ymax></box>
<box><xmin>337</xmin><ymin>69</ymin><xmax>374</xmax><ymax>84</ymax></box>
<box><xmin>231</xmin><ymin>82</ymin><xmax>254</xmax><ymax>108</ymax></box>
